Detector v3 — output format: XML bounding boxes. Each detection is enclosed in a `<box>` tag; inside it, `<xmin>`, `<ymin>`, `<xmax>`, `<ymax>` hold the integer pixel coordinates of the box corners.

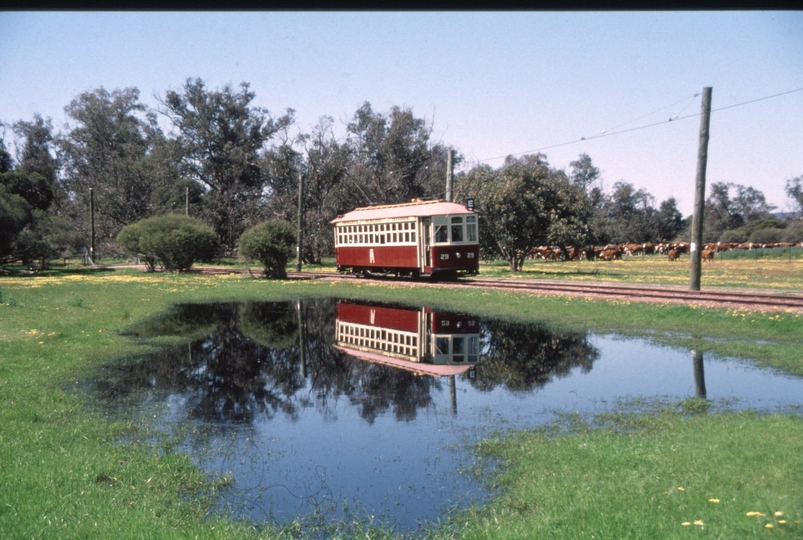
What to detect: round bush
<box><xmin>117</xmin><ymin>214</ymin><xmax>218</xmax><ymax>272</ymax></box>
<box><xmin>238</xmin><ymin>220</ymin><xmax>296</xmax><ymax>279</ymax></box>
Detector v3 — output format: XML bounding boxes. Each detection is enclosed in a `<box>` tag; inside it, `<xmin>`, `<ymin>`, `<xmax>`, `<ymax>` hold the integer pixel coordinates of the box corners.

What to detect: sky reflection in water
<box><xmin>90</xmin><ymin>298</ymin><xmax>803</xmax><ymax>534</ymax></box>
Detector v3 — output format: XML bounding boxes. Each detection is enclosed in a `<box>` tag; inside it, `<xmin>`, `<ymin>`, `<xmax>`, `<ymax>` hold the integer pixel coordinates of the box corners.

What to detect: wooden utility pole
<box><xmin>296</xmin><ymin>173</ymin><xmax>304</xmax><ymax>272</ymax></box>
<box><xmin>689</xmin><ymin>87</ymin><xmax>712</xmax><ymax>291</ymax></box>
<box><xmin>445</xmin><ymin>149</ymin><xmax>454</xmax><ymax>202</ymax></box>
<box><xmin>185</xmin><ymin>186</ymin><xmax>189</xmax><ymax>216</ymax></box>
<box><xmin>89</xmin><ymin>187</ymin><xmax>96</xmax><ymax>264</ymax></box>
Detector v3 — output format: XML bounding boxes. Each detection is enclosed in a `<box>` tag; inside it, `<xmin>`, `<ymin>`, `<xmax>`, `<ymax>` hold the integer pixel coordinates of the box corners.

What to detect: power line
<box><xmin>460</xmin><ymin>86</ymin><xmax>803</xmax><ymax>171</ymax></box>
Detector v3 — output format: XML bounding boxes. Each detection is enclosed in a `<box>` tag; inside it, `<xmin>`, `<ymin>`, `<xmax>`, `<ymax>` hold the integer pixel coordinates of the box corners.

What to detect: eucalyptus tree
<box><xmin>787</xmin><ymin>175</ymin><xmax>803</xmax><ymax>218</ymax></box>
<box><xmin>13</xmin><ymin>114</ymin><xmax>59</xmax><ymax>190</ymax></box>
<box><xmin>58</xmin><ymin>87</ymin><xmax>179</xmax><ymax>253</ymax></box>
<box><xmin>344</xmin><ymin>102</ymin><xmax>455</xmax><ymax>206</ymax></box>
<box><xmin>159</xmin><ymin>78</ymin><xmax>294</xmax><ymax>251</ymax></box>
<box><xmin>704</xmin><ymin>182</ymin><xmax>774</xmax><ymax>242</ymax></box>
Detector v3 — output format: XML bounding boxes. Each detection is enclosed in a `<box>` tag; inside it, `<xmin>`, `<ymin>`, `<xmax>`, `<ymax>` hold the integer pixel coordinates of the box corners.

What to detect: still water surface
<box><xmin>90</xmin><ymin>298</ymin><xmax>803</xmax><ymax>534</ymax></box>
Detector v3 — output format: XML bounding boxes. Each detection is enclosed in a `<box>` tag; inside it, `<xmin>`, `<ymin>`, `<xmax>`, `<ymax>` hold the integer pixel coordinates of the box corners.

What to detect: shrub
<box><xmin>748</xmin><ymin>227</ymin><xmax>784</xmax><ymax>245</ymax></box>
<box><xmin>782</xmin><ymin>221</ymin><xmax>803</xmax><ymax>243</ymax></box>
<box><xmin>117</xmin><ymin>214</ymin><xmax>218</xmax><ymax>272</ymax></box>
<box><xmin>238</xmin><ymin>220</ymin><xmax>296</xmax><ymax>279</ymax></box>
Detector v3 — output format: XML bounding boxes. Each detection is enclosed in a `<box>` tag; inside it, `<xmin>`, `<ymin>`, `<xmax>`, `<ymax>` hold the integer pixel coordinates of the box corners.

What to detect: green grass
<box><xmin>1</xmin><ymin>268</ymin><xmax>802</xmax><ymax>539</ymax></box>
<box><xmin>445</xmin><ymin>407</ymin><xmax>803</xmax><ymax>539</ymax></box>
<box><xmin>476</xmin><ymin>253</ymin><xmax>803</xmax><ymax>290</ymax></box>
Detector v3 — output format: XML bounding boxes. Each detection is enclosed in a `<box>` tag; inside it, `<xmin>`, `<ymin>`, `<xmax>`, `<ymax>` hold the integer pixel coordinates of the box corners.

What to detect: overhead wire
<box><xmin>458</xmin><ymin>86</ymin><xmax>803</xmax><ymax>172</ymax></box>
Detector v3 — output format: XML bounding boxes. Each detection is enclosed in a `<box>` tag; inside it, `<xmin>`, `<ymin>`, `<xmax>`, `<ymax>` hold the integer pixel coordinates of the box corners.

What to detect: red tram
<box><xmin>334</xmin><ymin>301</ymin><xmax>481</xmax><ymax>377</ymax></box>
<box><xmin>331</xmin><ymin>199</ymin><xmax>479</xmax><ymax>278</ymax></box>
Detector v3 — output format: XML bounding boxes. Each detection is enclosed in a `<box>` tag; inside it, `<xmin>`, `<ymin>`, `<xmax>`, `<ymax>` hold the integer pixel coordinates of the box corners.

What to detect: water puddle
<box><xmin>85</xmin><ymin>298</ymin><xmax>803</xmax><ymax>534</ymax></box>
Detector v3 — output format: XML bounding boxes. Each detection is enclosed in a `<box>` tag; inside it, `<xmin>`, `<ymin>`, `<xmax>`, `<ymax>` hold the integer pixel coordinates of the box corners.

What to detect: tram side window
<box><xmin>451</xmin><ymin>217</ymin><xmax>463</xmax><ymax>243</ymax></box>
<box><xmin>435</xmin><ymin>337</ymin><xmax>449</xmax><ymax>356</ymax></box>
<box><xmin>434</xmin><ymin>225</ymin><xmax>448</xmax><ymax>243</ymax></box>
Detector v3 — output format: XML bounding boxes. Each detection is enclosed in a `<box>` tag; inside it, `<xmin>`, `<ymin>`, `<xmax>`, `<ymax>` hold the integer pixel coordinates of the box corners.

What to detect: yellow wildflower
<box><xmin>694</xmin><ymin>520</ymin><xmax>704</xmax><ymax>526</ymax></box>
<box><xmin>681</xmin><ymin>522</ymin><xmax>691</xmax><ymax>526</ymax></box>
<box><xmin>774</xmin><ymin>511</ymin><xmax>783</xmax><ymax>516</ymax></box>
<box><xmin>708</xmin><ymin>498</ymin><xmax>720</xmax><ymax>503</ymax></box>
<box><xmin>677</xmin><ymin>487</ymin><xmax>685</xmax><ymax>491</ymax></box>
<box><xmin>746</xmin><ymin>512</ymin><xmax>765</xmax><ymax>517</ymax></box>
<box><xmin>765</xmin><ymin>524</ymin><xmax>773</xmax><ymax>529</ymax></box>
<box><xmin>778</xmin><ymin>520</ymin><xmax>786</xmax><ymax>524</ymax></box>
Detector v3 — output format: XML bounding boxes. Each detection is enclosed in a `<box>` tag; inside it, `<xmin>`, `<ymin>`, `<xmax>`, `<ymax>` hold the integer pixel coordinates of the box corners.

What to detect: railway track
<box><xmin>289</xmin><ymin>271</ymin><xmax>803</xmax><ymax>312</ymax></box>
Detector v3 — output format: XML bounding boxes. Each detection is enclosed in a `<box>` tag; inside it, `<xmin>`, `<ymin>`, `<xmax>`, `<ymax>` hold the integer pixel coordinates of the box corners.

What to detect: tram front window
<box><xmin>466</xmin><ymin>216</ymin><xmax>477</xmax><ymax>242</ymax></box>
<box><xmin>452</xmin><ymin>337</ymin><xmax>465</xmax><ymax>362</ymax></box>
<box><xmin>451</xmin><ymin>217</ymin><xmax>463</xmax><ymax>242</ymax></box>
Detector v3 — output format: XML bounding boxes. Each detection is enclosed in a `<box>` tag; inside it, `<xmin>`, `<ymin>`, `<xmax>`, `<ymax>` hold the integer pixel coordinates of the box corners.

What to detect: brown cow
<box><xmin>701</xmin><ymin>249</ymin><xmax>715</xmax><ymax>262</ymax></box>
<box><xmin>601</xmin><ymin>248</ymin><xmax>622</xmax><ymax>261</ymax></box>
<box><xmin>667</xmin><ymin>249</ymin><xmax>680</xmax><ymax>261</ymax></box>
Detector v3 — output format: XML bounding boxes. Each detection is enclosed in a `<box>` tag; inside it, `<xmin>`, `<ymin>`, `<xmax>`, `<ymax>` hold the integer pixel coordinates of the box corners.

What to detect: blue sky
<box><xmin>1</xmin><ymin>11</ymin><xmax>802</xmax><ymax>215</ymax></box>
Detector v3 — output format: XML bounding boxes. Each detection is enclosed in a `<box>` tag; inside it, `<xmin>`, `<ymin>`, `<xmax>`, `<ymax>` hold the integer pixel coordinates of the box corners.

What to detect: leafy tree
<box><xmin>654</xmin><ymin>197</ymin><xmax>686</xmax><ymax>242</ymax></box>
<box><xmin>569</xmin><ymin>153</ymin><xmax>600</xmax><ymax>190</ymax></box>
<box><xmin>13</xmin><ymin>115</ymin><xmax>59</xmax><ymax>190</ymax></box>
<box><xmin>704</xmin><ymin>182</ymin><xmax>774</xmax><ymax>242</ymax></box>
<box><xmin>462</xmin><ymin>154</ymin><xmax>592</xmax><ymax>271</ymax></box>
<box><xmin>263</xmin><ymin>117</ymin><xmax>352</xmax><ymax>264</ymax></box>
<box><xmin>58</xmin><ymin>87</ymin><xmax>179</xmax><ymax>253</ymax></box>
<box><xmin>0</xmin><ymin>183</ymin><xmax>33</xmax><ymax>264</ymax></box>
<box><xmin>159</xmin><ymin>78</ymin><xmax>294</xmax><ymax>252</ymax></box>
<box><xmin>344</xmin><ymin>102</ymin><xmax>455</xmax><ymax>206</ymax></box>
<box><xmin>117</xmin><ymin>214</ymin><xmax>218</xmax><ymax>272</ymax></box>
<box><xmin>238</xmin><ymin>220</ymin><xmax>297</xmax><ymax>279</ymax></box>
<box><xmin>0</xmin><ymin>138</ymin><xmax>13</xmax><ymax>173</ymax></box>
<box><xmin>786</xmin><ymin>175</ymin><xmax>803</xmax><ymax>217</ymax></box>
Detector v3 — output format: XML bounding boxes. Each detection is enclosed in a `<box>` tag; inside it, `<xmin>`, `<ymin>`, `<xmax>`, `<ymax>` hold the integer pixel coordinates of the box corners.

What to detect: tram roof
<box><xmin>331</xmin><ymin>200</ymin><xmax>473</xmax><ymax>223</ymax></box>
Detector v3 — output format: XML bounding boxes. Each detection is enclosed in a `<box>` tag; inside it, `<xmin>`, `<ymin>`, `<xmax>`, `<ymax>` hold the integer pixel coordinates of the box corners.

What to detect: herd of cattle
<box><xmin>529</xmin><ymin>241</ymin><xmax>802</xmax><ymax>262</ymax></box>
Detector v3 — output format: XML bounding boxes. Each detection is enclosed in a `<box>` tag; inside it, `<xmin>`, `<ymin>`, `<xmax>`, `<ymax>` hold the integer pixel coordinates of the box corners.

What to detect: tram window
<box><xmin>412</xmin><ymin>336</ymin><xmax>417</xmax><ymax>347</ymax></box>
<box><xmin>451</xmin><ymin>217</ymin><xmax>464</xmax><ymax>242</ymax></box>
<box><xmin>453</xmin><ymin>337</ymin><xmax>465</xmax><ymax>362</ymax></box>
<box><xmin>392</xmin><ymin>233</ymin><xmax>396</xmax><ymax>242</ymax></box>
<box><xmin>411</xmin><ymin>231</ymin><xmax>416</xmax><ymax>242</ymax></box>
<box><xmin>466</xmin><ymin>216</ymin><xmax>477</xmax><ymax>242</ymax></box>
<box><xmin>435</xmin><ymin>225</ymin><xmax>448</xmax><ymax>243</ymax></box>
<box><xmin>436</xmin><ymin>337</ymin><xmax>449</xmax><ymax>355</ymax></box>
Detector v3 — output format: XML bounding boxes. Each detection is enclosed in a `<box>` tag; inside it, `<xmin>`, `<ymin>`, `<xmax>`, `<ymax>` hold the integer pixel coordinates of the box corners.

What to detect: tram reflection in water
<box><xmin>334</xmin><ymin>301</ymin><xmax>481</xmax><ymax>378</ymax></box>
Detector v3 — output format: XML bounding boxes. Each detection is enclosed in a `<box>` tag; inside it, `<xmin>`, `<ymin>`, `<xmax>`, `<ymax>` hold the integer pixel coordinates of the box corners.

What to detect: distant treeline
<box><xmin>2</xmin><ymin>78</ymin><xmax>802</xmax><ymax>270</ymax></box>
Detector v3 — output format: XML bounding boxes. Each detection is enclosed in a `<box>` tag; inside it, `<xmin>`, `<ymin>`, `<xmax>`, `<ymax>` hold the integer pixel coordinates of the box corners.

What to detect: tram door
<box><xmin>421</xmin><ymin>218</ymin><xmax>432</xmax><ymax>271</ymax></box>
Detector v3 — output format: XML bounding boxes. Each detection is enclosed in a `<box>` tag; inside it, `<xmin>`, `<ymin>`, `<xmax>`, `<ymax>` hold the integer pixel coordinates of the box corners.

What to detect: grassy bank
<box><xmin>449</xmin><ymin>406</ymin><xmax>803</xmax><ymax>539</ymax></box>
<box><xmin>1</xmin><ymin>269</ymin><xmax>801</xmax><ymax>538</ymax></box>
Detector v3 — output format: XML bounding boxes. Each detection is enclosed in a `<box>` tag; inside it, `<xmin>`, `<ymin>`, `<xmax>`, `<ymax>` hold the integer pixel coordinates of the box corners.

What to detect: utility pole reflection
<box><xmin>448</xmin><ymin>375</ymin><xmax>457</xmax><ymax>415</ymax></box>
<box><xmin>693</xmin><ymin>350</ymin><xmax>706</xmax><ymax>398</ymax></box>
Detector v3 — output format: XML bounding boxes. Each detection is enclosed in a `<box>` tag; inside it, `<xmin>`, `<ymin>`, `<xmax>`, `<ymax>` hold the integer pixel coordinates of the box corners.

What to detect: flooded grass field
<box><xmin>83</xmin><ymin>297</ymin><xmax>803</xmax><ymax>535</ymax></box>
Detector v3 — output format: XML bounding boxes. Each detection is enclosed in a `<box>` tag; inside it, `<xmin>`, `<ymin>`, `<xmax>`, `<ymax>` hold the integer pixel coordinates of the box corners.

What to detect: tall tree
<box><xmin>344</xmin><ymin>102</ymin><xmax>454</xmax><ymax>206</ymax></box>
<box><xmin>159</xmin><ymin>78</ymin><xmax>293</xmax><ymax>251</ymax></box>
<box><xmin>13</xmin><ymin>114</ymin><xmax>58</xmax><ymax>188</ymax></box>
<box><xmin>569</xmin><ymin>153</ymin><xmax>600</xmax><ymax>190</ymax></box>
<box><xmin>654</xmin><ymin>197</ymin><xmax>686</xmax><ymax>242</ymax></box>
<box><xmin>58</xmin><ymin>87</ymin><xmax>174</xmax><ymax>252</ymax></box>
<box><xmin>704</xmin><ymin>182</ymin><xmax>773</xmax><ymax>241</ymax></box>
<box><xmin>786</xmin><ymin>175</ymin><xmax>803</xmax><ymax>217</ymax></box>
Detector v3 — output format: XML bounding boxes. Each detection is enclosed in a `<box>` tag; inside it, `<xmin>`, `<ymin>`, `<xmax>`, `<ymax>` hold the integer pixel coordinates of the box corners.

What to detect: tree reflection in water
<box><xmin>95</xmin><ymin>298</ymin><xmax>598</xmax><ymax>426</ymax></box>
<box><xmin>86</xmin><ymin>298</ymin><xmax>600</xmax><ymax>531</ymax></box>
